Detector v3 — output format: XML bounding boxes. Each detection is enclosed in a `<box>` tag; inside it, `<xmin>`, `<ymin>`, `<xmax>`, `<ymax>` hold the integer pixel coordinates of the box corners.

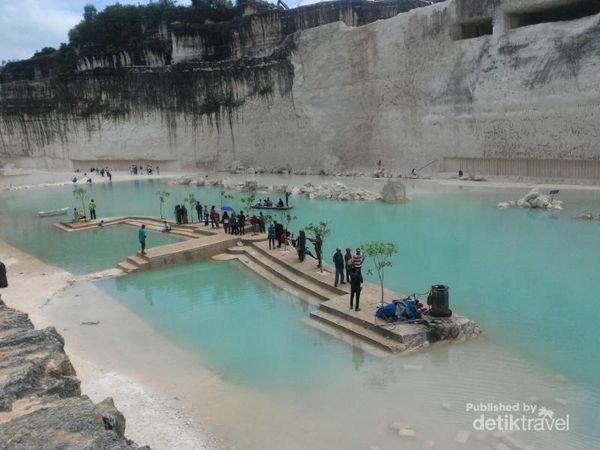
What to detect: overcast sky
<box><xmin>0</xmin><ymin>0</ymin><xmax>317</xmax><ymax>63</ymax></box>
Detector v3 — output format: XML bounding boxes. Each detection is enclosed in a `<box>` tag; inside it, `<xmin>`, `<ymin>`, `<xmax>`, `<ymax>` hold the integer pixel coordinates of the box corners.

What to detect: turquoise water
<box><xmin>98</xmin><ymin>261</ymin><xmax>350</xmax><ymax>389</ymax></box>
<box><xmin>0</xmin><ymin>184</ymin><xmax>181</xmax><ymax>273</ymax></box>
<box><xmin>2</xmin><ymin>179</ymin><xmax>600</xmax><ymax>448</ymax></box>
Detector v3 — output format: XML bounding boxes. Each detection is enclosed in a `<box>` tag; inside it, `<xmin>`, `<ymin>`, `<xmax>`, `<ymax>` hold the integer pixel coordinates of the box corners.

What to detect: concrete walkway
<box><xmin>224</xmin><ymin>240</ymin><xmax>482</xmax><ymax>354</ymax></box>
<box><xmin>55</xmin><ymin>216</ymin><xmax>481</xmax><ymax>354</ymax></box>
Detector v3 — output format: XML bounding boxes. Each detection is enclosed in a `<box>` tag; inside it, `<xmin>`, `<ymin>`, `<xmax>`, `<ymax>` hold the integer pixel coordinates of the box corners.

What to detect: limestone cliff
<box><xmin>1</xmin><ymin>0</ymin><xmax>599</xmax><ymax>177</ymax></box>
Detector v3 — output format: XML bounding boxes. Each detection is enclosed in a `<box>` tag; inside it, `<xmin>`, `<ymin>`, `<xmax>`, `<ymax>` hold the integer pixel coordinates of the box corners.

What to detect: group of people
<box><xmin>174</xmin><ymin>204</ymin><xmax>190</xmax><ymax>225</ymax></box>
<box><xmin>72</xmin><ymin>168</ymin><xmax>112</xmax><ymax>184</ymax></box>
<box><xmin>72</xmin><ymin>199</ymin><xmax>98</xmax><ymax>222</ymax></box>
<box><xmin>130</xmin><ymin>165</ymin><xmax>159</xmax><ymax>175</ymax></box>
<box><xmin>91</xmin><ymin>167</ymin><xmax>112</xmax><ymax>179</ymax></box>
<box><xmin>266</xmin><ymin>222</ymin><xmax>365</xmax><ymax>312</ymax></box>
<box><xmin>333</xmin><ymin>248</ymin><xmax>364</xmax><ymax>311</ymax></box>
<box><xmin>254</xmin><ymin>193</ymin><xmax>289</xmax><ymax>208</ymax></box>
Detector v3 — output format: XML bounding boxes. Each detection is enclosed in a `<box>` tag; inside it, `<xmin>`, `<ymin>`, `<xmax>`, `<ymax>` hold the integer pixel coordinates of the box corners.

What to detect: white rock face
<box><xmin>380</xmin><ymin>180</ymin><xmax>406</xmax><ymax>203</ymax></box>
<box><xmin>2</xmin><ymin>1</ymin><xmax>600</xmax><ymax>174</ymax></box>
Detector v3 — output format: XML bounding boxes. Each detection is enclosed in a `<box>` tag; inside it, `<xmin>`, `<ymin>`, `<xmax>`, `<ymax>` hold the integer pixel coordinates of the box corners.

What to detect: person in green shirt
<box><xmin>138</xmin><ymin>224</ymin><xmax>147</xmax><ymax>255</ymax></box>
<box><xmin>88</xmin><ymin>199</ymin><xmax>97</xmax><ymax>220</ymax></box>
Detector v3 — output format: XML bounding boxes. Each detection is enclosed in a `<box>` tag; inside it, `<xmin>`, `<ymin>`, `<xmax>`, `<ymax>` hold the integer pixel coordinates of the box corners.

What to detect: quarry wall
<box><xmin>1</xmin><ymin>0</ymin><xmax>599</xmax><ymax>177</ymax></box>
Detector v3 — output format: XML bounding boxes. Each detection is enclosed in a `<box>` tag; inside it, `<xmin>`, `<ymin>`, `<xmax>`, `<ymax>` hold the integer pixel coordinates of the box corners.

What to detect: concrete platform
<box><xmin>56</xmin><ymin>214</ymin><xmax>481</xmax><ymax>354</ymax></box>
<box><xmin>229</xmin><ymin>240</ymin><xmax>482</xmax><ymax>354</ymax></box>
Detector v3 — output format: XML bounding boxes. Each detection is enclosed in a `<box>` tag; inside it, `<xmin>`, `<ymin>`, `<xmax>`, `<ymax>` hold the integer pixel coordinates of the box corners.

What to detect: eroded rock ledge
<box><xmin>0</xmin><ymin>299</ymin><xmax>147</xmax><ymax>449</ymax></box>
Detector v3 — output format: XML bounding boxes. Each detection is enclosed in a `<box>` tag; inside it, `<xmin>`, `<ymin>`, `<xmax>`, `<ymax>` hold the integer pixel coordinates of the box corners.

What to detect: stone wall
<box><xmin>1</xmin><ymin>0</ymin><xmax>600</xmax><ymax>175</ymax></box>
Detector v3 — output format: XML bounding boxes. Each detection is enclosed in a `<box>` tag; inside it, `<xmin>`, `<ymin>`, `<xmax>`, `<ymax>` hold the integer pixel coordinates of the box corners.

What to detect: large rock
<box><xmin>0</xmin><ymin>396</ymin><xmax>148</xmax><ymax>449</ymax></box>
<box><xmin>380</xmin><ymin>180</ymin><xmax>406</xmax><ymax>203</ymax></box>
<box><xmin>241</xmin><ymin>180</ymin><xmax>258</xmax><ymax>192</ymax></box>
<box><xmin>506</xmin><ymin>188</ymin><xmax>564</xmax><ymax>211</ymax></box>
<box><xmin>0</xmin><ymin>299</ymin><xmax>146</xmax><ymax>449</ymax></box>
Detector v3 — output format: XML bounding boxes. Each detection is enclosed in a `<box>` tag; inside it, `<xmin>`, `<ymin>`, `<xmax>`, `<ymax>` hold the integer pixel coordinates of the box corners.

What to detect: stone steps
<box><xmin>228</xmin><ymin>246</ymin><xmax>334</xmax><ymax>301</ymax></box>
<box><xmin>317</xmin><ymin>300</ymin><xmax>426</xmax><ymax>344</ymax></box>
<box><xmin>309</xmin><ymin>309</ymin><xmax>405</xmax><ymax>353</ymax></box>
<box><xmin>229</xmin><ymin>253</ymin><xmax>320</xmax><ymax>302</ymax></box>
<box><xmin>249</xmin><ymin>242</ymin><xmax>347</xmax><ymax>297</ymax></box>
<box><xmin>126</xmin><ymin>255</ymin><xmax>149</xmax><ymax>267</ymax></box>
<box><xmin>116</xmin><ymin>261</ymin><xmax>138</xmax><ymax>273</ymax></box>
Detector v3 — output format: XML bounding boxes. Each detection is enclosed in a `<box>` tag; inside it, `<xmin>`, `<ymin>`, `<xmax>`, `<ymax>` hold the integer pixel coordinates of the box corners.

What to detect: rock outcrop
<box><xmin>498</xmin><ymin>189</ymin><xmax>564</xmax><ymax>211</ymax></box>
<box><xmin>0</xmin><ymin>299</ymin><xmax>146</xmax><ymax>449</ymax></box>
<box><xmin>380</xmin><ymin>180</ymin><xmax>407</xmax><ymax>203</ymax></box>
<box><xmin>295</xmin><ymin>182</ymin><xmax>377</xmax><ymax>201</ymax></box>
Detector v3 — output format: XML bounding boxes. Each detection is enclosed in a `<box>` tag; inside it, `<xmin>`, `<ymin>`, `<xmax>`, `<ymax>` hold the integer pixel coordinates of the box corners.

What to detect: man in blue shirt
<box><xmin>138</xmin><ymin>224</ymin><xmax>147</xmax><ymax>255</ymax></box>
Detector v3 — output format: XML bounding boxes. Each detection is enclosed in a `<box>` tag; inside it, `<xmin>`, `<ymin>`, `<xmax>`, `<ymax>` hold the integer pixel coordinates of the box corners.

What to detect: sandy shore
<box><xmin>0</xmin><ymin>240</ymin><xmax>215</xmax><ymax>450</ymax></box>
<box><xmin>2</xmin><ymin>167</ymin><xmax>599</xmax><ymax>199</ymax></box>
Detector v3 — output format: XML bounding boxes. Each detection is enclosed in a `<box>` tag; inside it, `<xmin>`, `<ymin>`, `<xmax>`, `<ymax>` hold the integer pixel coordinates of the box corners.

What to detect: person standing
<box><xmin>138</xmin><ymin>224</ymin><xmax>147</xmax><ymax>255</ymax></box>
<box><xmin>274</xmin><ymin>221</ymin><xmax>283</xmax><ymax>248</ymax></box>
<box><xmin>239</xmin><ymin>211</ymin><xmax>246</xmax><ymax>235</ymax></box>
<box><xmin>181</xmin><ymin>205</ymin><xmax>189</xmax><ymax>224</ymax></box>
<box><xmin>174</xmin><ymin>205</ymin><xmax>181</xmax><ymax>225</ymax></box>
<box><xmin>88</xmin><ymin>199</ymin><xmax>97</xmax><ymax>220</ymax></box>
<box><xmin>268</xmin><ymin>222</ymin><xmax>276</xmax><ymax>249</ymax></box>
<box><xmin>195</xmin><ymin>202</ymin><xmax>202</xmax><ymax>222</ymax></box>
<box><xmin>258</xmin><ymin>212</ymin><xmax>266</xmax><ymax>233</ymax></box>
<box><xmin>344</xmin><ymin>248</ymin><xmax>353</xmax><ymax>282</ymax></box>
<box><xmin>297</xmin><ymin>230</ymin><xmax>307</xmax><ymax>261</ymax></box>
<box><xmin>352</xmin><ymin>248</ymin><xmax>363</xmax><ymax>272</ymax></box>
<box><xmin>285</xmin><ymin>191</ymin><xmax>290</xmax><ymax>207</ymax></box>
<box><xmin>222</xmin><ymin>212</ymin><xmax>230</xmax><ymax>234</ymax></box>
<box><xmin>230</xmin><ymin>214</ymin><xmax>238</xmax><ymax>235</ymax></box>
<box><xmin>210</xmin><ymin>205</ymin><xmax>217</xmax><ymax>228</ymax></box>
<box><xmin>349</xmin><ymin>268</ymin><xmax>363</xmax><ymax>311</ymax></box>
<box><xmin>333</xmin><ymin>248</ymin><xmax>345</xmax><ymax>287</ymax></box>
<box><xmin>314</xmin><ymin>236</ymin><xmax>323</xmax><ymax>269</ymax></box>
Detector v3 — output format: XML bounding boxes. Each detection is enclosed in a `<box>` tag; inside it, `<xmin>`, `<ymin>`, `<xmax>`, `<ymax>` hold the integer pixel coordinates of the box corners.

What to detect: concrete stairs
<box><xmin>309</xmin><ymin>309</ymin><xmax>406</xmax><ymax>353</ymax></box>
<box><xmin>116</xmin><ymin>254</ymin><xmax>150</xmax><ymax>273</ymax></box>
<box><xmin>227</xmin><ymin>246</ymin><xmax>338</xmax><ymax>301</ymax></box>
<box><xmin>247</xmin><ymin>243</ymin><xmax>347</xmax><ymax>298</ymax></box>
<box><xmin>311</xmin><ymin>299</ymin><xmax>420</xmax><ymax>347</ymax></box>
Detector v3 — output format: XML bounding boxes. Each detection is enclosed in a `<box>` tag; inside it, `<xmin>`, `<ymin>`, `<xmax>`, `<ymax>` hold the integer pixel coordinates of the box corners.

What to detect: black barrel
<box><xmin>0</xmin><ymin>262</ymin><xmax>7</xmax><ymax>288</ymax></box>
<box><xmin>429</xmin><ymin>284</ymin><xmax>451</xmax><ymax>317</ymax></box>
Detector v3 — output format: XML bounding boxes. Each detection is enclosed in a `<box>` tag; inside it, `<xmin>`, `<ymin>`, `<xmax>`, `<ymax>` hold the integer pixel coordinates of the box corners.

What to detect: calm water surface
<box><xmin>1</xmin><ymin>179</ymin><xmax>599</xmax><ymax>448</ymax></box>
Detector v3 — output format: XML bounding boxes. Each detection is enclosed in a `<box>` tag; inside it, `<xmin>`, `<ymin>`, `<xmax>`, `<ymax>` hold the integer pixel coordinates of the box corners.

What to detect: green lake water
<box><xmin>1</xmin><ymin>179</ymin><xmax>599</xmax><ymax>448</ymax></box>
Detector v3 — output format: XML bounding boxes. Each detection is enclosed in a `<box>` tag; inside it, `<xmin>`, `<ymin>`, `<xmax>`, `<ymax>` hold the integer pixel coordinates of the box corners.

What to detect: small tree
<box><xmin>157</xmin><ymin>191</ymin><xmax>170</xmax><ymax>219</ymax></box>
<box><xmin>305</xmin><ymin>221</ymin><xmax>330</xmax><ymax>272</ymax></box>
<box><xmin>240</xmin><ymin>192</ymin><xmax>257</xmax><ymax>211</ymax></box>
<box><xmin>73</xmin><ymin>187</ymin><xmax>88</xmax><ymax>218</ymax></box>
<box><xmin>185</xmin><ymin>193</ymin><xmax>197</xmax><ymax>223</ymax></box>
<box><xmin>361</xmin><ymin>241</ymin><xmax>398</xmax><ymax>306</ymax></box>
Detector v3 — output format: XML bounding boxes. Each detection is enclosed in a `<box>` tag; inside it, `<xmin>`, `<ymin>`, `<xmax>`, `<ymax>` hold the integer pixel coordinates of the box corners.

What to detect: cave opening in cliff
<box><xmin>456</xmin><ymin>19</ymin><xmax>493</xmax><ymax>40</ymax></box>
<box><xmin>507</xmin><ymin>1</ymin><xmax>600</xmax><ymax>29</ymax></box>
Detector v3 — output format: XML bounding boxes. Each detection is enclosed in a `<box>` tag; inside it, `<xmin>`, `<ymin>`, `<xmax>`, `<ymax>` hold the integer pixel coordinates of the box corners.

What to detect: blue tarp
<box><xmin>375</xmin><ymin>299</ymin><xmax>421</xmax><ymax>323</ymax></box>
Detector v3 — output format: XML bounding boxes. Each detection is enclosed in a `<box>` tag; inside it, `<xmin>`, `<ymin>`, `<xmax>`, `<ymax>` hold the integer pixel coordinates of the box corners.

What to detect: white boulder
<box><xmin>380</xmin><ymin>180</ymin><xmax>406</xmax><ymax>203</ymax></box>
